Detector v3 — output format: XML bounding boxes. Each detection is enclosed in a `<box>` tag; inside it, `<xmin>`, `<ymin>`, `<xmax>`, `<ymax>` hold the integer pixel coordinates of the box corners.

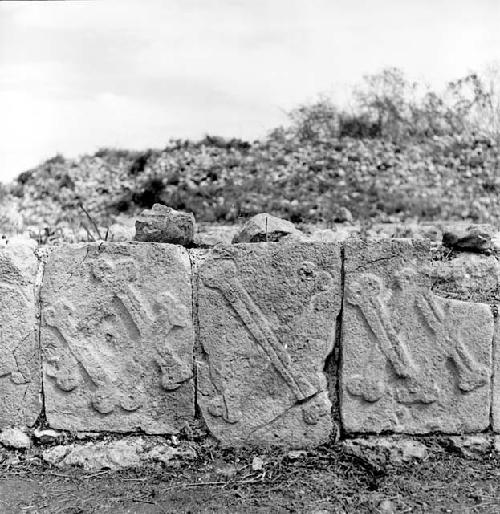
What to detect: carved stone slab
<box><xmin>492</xmin><ymin>319</ymin><xmax>500</xmax><ymax>433</ymax></box>
<box><xmin>342</xmin><ymin>239</ymin><xmax>494</xmax><ymax>434</ymax></box>
<box><xmin>40</xmin><ymin>243</ymin><xmax>194</xmax><ymax>433</ymax></box>
<box><xmin>196</xmin><ymin>242</ymin><xmax>341</xmax><ymax>447</ymax></box>
<box><xmin>0</xmin><ymin>243</ymin><xmax>41</xmax><ymax>428</ymax></box>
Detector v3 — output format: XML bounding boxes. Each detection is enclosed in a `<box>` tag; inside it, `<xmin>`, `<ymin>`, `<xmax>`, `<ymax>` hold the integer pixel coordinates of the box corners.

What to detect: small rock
<box><xmin>146</xmin><ymin>445</ymin><xmax>176</xmax><ymax>465</ymax></box>
<box><xmin>4</xmin><ymin>455</ymin><xmax>21</xmax><ymax>466</ymax></box>
<box><xmin>26</xmin><ymin>456</ymin><xmax>42</xmax><ymax>465</ymax></box>
<box><xmin>397</xmin><ymin>440</ymin><xmax>428</xmax><ymax>461</ymax></box>
<box><xmin>214</xmin><ymin>462</ymin><xmax>239</xmax><ymax>478</ymax></box>
<box><xmin>43</xmin><ymin>439</ymin><xmax>144</xmax><ymax>470</ymax></box>
<box><xmin>287</xmin><ymin>450</ymin><xmax>307</xmax><ymax>460</ymax></box>
<box><xmin>43</xmin><ymin>445</ymin><xmax>71</xmax><ymax>465</ymax></box>
<box><xmin>34</xmin><ymin>428</ymin><xmax>64</xmax><ymax>444</ymax></box>
<box><xmin>378</xmin><ymin>499</ymin><xmax>397</xmax><ymax>513</ymax></box>
<box><xmin>135</xmin><ymin>204</ymin><xmax>196</xmax><ymax>246</ymax></box>
<box><xmin>42</xmin><ymin>438</ymin><xmax>196</xmax><ymax>470</ymax></box>
<box><xmin>442</xmin><ymin>224</ymin><xmax>494</xmax><ymax>254</ymax></box>
<box><xmin>146</xmin><ymin>444</ymin><xmax>196</xmax><ymax>465</ymax></box>
<box><xmin>493</xmin><ymin>435</ymin><xmax>500</xmax><ymax>453</ymax></box>
<box><xmin>448</xmin><ymin>435</ymin><xmax>491</xmax><ymax>457</ymax></box>
<box><xmin>232</xmin><ymin>213</ymin><xmax>302</xmax><ymax>243</ymax></box>
<box><xmin>251</xmin><ymin>456</ymin><xmax>264</xmax><ymax>471</ymax></box>
<box><xmin>0</xmin><ymin>428</ymin><xmax>31</xmax><ymax>450</ymax></box>
<box><xmin>332</xmin><ymin>206</ymin><xmax>353</xmax><ymax>223</ymax></box>
<box><xmin>343</xmin><ymin>437</ymin><xmax>427</xmax><ymax>465</ymax></box>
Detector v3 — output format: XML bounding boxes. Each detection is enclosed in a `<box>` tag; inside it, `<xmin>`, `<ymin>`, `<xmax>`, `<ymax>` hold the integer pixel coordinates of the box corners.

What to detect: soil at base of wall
<box><xmin>1</xmin><ymin>440</ymin><xmax>500</xmax><ymax>513</ymax></box>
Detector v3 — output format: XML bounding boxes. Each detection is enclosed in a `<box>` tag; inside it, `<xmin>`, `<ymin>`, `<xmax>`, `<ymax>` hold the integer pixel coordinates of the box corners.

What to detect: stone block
<box><xmin>135</xmin><ymin>204</ymin><xmax>195</xmax><ymax>246</ymax></box>
<box><xmin>196</xmin><ymin>242</ymin><xmax>342</xmax><ymax>447</ymax></box>
<box><xmin>343</xmin><ymin>437</ymin><xmax>428</xmax><ymax>464</ymax></box>
<box><xmin>0</xmin><ymin>243</ymin><xmax>41</xmax><ymax>428</ymax></box>
<box><xmin>342</xmin><ymin>239</ymin><xmax>493</xmax><ymax>434</ymax></box>
<box><xmin>40</xmin><ymin>243</ymin><xmax>194</xmax><ymax>433</ymax></box>
<box><xmin>447</xmin><ymin>435</ymin><xmax>492</xmax><ymax>457</ymax></box>
<box><xmin>0</xmin><ymin>428</ymin><xmax>31</xmax><ymax>449</ymax></box>
<box><xmin>491</xmin><ymin>319</ymin><xmax>500</xmax><ymax>433</ymax></box>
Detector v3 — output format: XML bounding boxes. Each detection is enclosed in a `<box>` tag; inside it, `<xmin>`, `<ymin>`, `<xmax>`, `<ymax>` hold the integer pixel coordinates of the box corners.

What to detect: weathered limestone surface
<box><xmin>0</xmin><ymin>243</ymin><xmax>41</xmax><ymax>428</ymax></box>
<box><xmin>40</xmin><ymin>243</ymin><xmax>194</xmax><ymax>434</ymax></box>
<box><xmin>491</xmin><ymin>319</ymin><xmax>500</xmax><ymax>433</ymax></box>
<box><xmin>342</xmin><ymin>239</ymin><xmax>493</xmax><ymax>434</ymax></box>
<box><xmin>196</xmin><ymin>242</ymin><xmax>341</xmax><ymax>447</ymax></box>
<box><xmin>430</xmin><ymin>252</ymin><xmax>500</xmax><ymax>303</ymax></box>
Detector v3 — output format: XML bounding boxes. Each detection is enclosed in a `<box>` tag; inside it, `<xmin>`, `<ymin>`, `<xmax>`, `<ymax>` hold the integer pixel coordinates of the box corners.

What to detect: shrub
<box><xmin>131</xmin><ymin>176</ymin><xmax>165</xmax><ymax>208</ymax></box>
<box><xmin>129</xmin><ymin>149</ymin><xmax>153</xmax><ymax>176</ymax></box>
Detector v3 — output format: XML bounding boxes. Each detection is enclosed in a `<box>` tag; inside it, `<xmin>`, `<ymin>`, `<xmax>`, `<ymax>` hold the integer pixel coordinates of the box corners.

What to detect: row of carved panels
<box><xmin>0</xmin><ymin>240</ymin><xmax>499</xmax><ymax>447</ymax></box>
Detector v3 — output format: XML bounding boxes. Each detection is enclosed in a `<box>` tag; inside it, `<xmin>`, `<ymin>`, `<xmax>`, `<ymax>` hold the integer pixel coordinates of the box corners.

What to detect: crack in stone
<box><xmin>332</xmin><ymin>244</ymin><xmax>345</xmax><ymax>440</ymax></box>
<box><xmin>243</xmin><ymin>391</ymin><xmax>324</xmax><ymax>443</ymax></box>
<box><xmin>34</xmin><ymin>248</ymin><xmax>47</xmax><ymax>428</ymax></box>
<box><xmin>53</xmin><ymin>245</ymin><xmax>92</xmax><ymax>295</ymax></box>
<box><xmin>188</xmin><ymin>249</ymin><xmax>201</xmax><ymax>419</ymax></box>
<box><xmin>350</xmin><ymin>255</ymin><xmax>396</xmax><ymax>273</ymax></box>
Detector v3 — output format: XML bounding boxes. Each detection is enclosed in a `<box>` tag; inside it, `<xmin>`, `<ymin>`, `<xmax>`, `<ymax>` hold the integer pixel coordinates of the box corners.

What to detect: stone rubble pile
<box><xmin>1</xmin><ymin>211</ymin><xmax>500</xmax><ymax>453</ymax></box>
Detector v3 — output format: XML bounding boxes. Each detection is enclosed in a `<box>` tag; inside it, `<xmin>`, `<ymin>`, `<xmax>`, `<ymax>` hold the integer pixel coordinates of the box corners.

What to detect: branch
<box><xmin>78</xmin><ymin>201</ymin><xmax>102</xmax><ymax>240</ymax></box>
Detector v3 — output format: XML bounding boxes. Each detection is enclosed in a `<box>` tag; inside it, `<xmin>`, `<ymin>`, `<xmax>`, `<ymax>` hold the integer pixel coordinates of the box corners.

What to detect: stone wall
<box><xmin>1</xmin><ymin>239</ymin><xmax>499</xmax><ymax>448</ymax></box>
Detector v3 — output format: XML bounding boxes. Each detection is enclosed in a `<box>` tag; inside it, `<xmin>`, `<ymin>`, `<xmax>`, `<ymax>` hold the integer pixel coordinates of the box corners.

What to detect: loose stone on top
<box><xmin>135</xmin><ymin>204</ymin><xmax>195</xmax><ymax>246</ymax></box>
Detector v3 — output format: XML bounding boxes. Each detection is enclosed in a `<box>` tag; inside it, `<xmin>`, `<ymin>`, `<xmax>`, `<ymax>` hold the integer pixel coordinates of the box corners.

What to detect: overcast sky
<box><xmin>1</xmin><ymin>0</ymin><xmax>500</xmax><ymax>182</ymax></box>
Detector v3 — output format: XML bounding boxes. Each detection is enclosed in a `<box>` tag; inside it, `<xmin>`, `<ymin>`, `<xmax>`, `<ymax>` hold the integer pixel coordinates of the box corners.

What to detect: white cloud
<box><xmin>1</xmin><ymin>0</ymin><xmax>500</xmax><ymax>181</ymax></box>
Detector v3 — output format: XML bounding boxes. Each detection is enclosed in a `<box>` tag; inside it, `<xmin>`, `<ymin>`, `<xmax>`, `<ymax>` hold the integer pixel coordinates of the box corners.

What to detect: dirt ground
<box><xmin>1</xmin><ymin>439</ymin><xmax>500</xmax><ymax>513</ymax></box>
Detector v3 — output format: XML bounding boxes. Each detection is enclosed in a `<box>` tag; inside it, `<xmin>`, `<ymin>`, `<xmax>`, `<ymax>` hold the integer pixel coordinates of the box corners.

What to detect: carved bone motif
<box><xmin>203</xmin><ymin>258</ymin><xmax>325</xmax><ymax>425</ymax></box>
<box><xmin>346</xmin><ymin>272</ymin><xmax>438</xmax><ymax>404</ymax></box>
<box><xmin>91</xmin><ymin>256</ymin><xmax>192</xmax><ymax>388</ymax></box>
<box><xmin>346</xmin><ymin>269</ymin><xmax>488</xmax><ymax>405</ymax></box>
